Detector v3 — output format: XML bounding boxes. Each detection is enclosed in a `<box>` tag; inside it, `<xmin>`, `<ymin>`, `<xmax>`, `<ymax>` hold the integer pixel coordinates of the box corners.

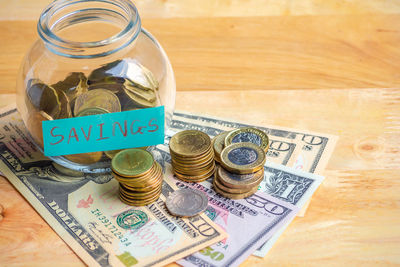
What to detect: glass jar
<box><xmin>16</xmin><ymin>0</ymin><xmax>176</xmax><ymax>173</ymax></box>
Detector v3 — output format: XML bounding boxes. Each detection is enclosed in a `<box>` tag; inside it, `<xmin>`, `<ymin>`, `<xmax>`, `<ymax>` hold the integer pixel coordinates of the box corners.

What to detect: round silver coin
<box><xmin>166</xmin><ymin>188</ymin><xmax>209</xmax><ymax>217</ymax></box>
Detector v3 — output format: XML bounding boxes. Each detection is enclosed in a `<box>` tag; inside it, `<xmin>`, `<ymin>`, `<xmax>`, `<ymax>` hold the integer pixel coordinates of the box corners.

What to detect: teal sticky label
<box><xmin>42</xmin><ymin>106</ymin><xmax>165</xmax><ymax>157</ymax></box>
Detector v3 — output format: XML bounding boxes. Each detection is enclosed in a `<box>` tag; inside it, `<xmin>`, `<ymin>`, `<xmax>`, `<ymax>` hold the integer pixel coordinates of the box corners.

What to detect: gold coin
<box><xmin>171</xmin><ymin>155</ymin><xmax>214</xmax><ymax>170</ymax></box>
<box><xmin>217</xmin><ymin>165</ymin><xmax>264</xmax><ymax>190</ymax></box>
<box><xmin>171</xmin><ymin>146</ymin><xmax>214</xmax><ymax>162</ymax></box>
<box><xmin>111</xmin><ymin>149</ymin><xmax>154</xmax><ymax>178</ymax></box>
<box><xmin>56</xmin><ymin>89</ymin><xmax>72</xmax><ymax>119</ymax></box>
<box><xmin>113</xmin><ymin>161</ymin><xmax>162</xmax><ymax>187</ymax></box>
<box><xmin>169</xmin><ymin>130</ymin><xmax>211</xmax><ymax>158</ymax></box>
<box><xmin>173</xmin><ymin>163</ymin><xmax>216</xmax><ymax>182</ymax></box>
<box><xmin>225</xmin><ymin>127</ymin><xmax>270</xmax><ymax>152</ymax></box>
<box><xmin>213</xmin><ymin>131</ymin><xmax>230</xmax><ymax>163</ymax></box>
<box><xmin>73</xmin><ymin>89</ymin><xmax>121</xmax><ymax>116</ymax></box>
<box><xmin>26</xmin><ymin>79</ymin><xmax>61</xmax><ymax>118</ymax></box>
<box><xmin>213</xmin><ymin>179</ymin><xmax>259</xmax><ymax>199</ymax></box>
<box><xmin>120</xmin><ymin>184</ymin><xmax>161</xmax><ymax>199</ymax></box>
<box><xmin>65</xmin><ymin>152</ymin><xmax>103</xmax><ymax>165</ymax></box>
<box><xmin>124</xmin><ymin>82</ymin><xmax>156</xmax><ymax>102</ymax></box>
<box><xmin>122</xmin><ymin>164</ymin><xmax>163</xmax><ymax>190</ymax></box>
<box><xmin>214</xmin><ymin>174</ymin><xmax>260</xmax><ymax>194</ymax></box>
<box><xmin>172</xmin><ymin>162</ymin><xmax>215</xmax><ymax>176</ymax></box>
<box><xmin>119</xmin><ymin>190</ymin><xmax>161</xmax><ymax>206</ymax></box>
<box><xmin>52</xmin><ymin>72</ymin><xmax>88</xmax><ymax>101</ymax></box>
<box><xmin>220</xmin><ymin>142</ymin><xmax>266</xmax><ymax>174</ymax></box>
<box><xmin>26</xmin><ymin>110</ymin><xmax>53</xmax><ymax>148</ymax></box>
<box><xmin>123</xmin><ymin>86</ymin><xmax>157</xmax><ymax>108</ymax></box>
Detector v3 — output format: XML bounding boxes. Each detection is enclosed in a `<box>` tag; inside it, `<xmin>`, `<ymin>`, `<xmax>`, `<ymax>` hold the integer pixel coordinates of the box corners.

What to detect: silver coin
<box><xmin>165</xmin><ymin>188</ymin><xmax>209</xmax><ymax>217</ymax></box>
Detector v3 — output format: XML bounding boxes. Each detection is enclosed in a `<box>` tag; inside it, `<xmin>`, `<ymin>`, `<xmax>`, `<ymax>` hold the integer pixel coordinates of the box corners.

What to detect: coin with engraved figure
<box><xmin>166</xmin><ymin>188</ymin><xmax>209</xmax><ymax>217</ymax></box>
<box><xmin>112</xmin><ymin>149</ymin><xmax>154</xmax><ymax>177</ymax></box>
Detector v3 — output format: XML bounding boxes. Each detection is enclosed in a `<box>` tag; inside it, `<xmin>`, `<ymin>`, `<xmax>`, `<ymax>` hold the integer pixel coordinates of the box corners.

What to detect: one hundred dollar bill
<box><xmin>0</xmin><ymin>105</ymin><xmax>227</xmax><ymax>267</ymax></box>
<box><xmin>155</xmin><ymin>145</ymin><xmax>300</xmax><ymax>267</ymax></box>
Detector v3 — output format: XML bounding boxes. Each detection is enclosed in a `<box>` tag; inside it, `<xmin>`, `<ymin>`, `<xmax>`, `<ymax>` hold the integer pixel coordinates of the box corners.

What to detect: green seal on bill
<box><xmin>116</xmin><ymin>209</ymin><xmax>148</xmax><ymax>230</ymax></box>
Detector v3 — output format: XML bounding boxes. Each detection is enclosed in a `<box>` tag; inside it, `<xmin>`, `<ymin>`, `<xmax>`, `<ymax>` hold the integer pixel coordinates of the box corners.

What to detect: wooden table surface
<box><xmin>0</xmin><ymin>1</ymin><xmax>399</xmax><ymax>266</ymax></box>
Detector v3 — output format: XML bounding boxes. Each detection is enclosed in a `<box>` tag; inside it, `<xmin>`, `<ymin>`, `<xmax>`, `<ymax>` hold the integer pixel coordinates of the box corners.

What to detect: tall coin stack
<box><xmin>111</xmin><ymin>149</ymin><xmax>163</xmax><ymax>206</ymax></box>
<box><xmin>212</xmin><ymin>127</ymin><xmax>269</xmax><ymax>199</ymax></box>
<box><xmin>169</xmin><ymin>130</ymin><xmax>216</xmax><ymax>182</ymax></box>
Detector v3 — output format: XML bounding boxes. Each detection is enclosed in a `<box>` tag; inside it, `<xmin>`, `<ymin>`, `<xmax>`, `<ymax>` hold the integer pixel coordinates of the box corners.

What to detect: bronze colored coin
<box><xmin>123</xmin><ymin>87</ymin><xmax>157</xmax><ymax>108</ymax></box>
<box><xmin>55</xmin><ymin>89</ymin><xmax>72</xmax><ymax>119</ymax></box>
<box><xmin>217</xmin><ymin>165</ymin><xmax>264</xmax><ymax>190</ymax></box>
<box><xmin>172</xmin><ymin>162</ymin><xmax>215</xmax><ymax>176</ymax></box>
<box><xmin>171</xmin><ymin>146</ymin><xmax>214</xmax><ymax>162</ymax></box>
<box><xmin>173</xmin><ymin>164</ymin><xmax>216</xmax><ymax>182</ymax></box>
<box><xmin>225</xmin><ymin>127</ymin><xmax>270</xmax><ymax>152</ymax></box>
<box><xmin>213</xmin><ymin>131</ymin><xmax>230</xmax><ymax>162</ymax></box>
<box><xmin>65</xmin><ymin>152</ymin><xmax>103</xmax><ymax>165</ymax></box>
<box><xmin>112</xmin><ymin>149</ymin><xmax>154</xmax><ymax>178</ymax></box>
<box><xmin>169</xmin><ymin>130</ymin><xmax>211</xmax><ymax>158</ymax></box>
<box><xmin>213</xmin><ymin>179</ymin><xmax>259</xmax><ymax>199</ymax></box>
<box><xmin>124</xmin><ymin>82</ymin><xmax>156</xmax><ymax>102</ymax></box>
<box><xmin>120</xmin><ymin>184</ymin><xmax>161</xmax><ymax>198</ymax></box>
<box><xmin>26</xmin><ymin>110</ymin><xmax>53</xmax><ymax>148</ymax></box>
<box><xmin>214</xmin><ymin>174</ymin><xmax>260</xmax><ymax>194</ymax></box>
<box><xmin>73</xmin><ymin>89</ymin><xmax>121</xmax><ymax>116</ymax></box>
<box><xmin>122</xmin><ymin>164</ymin><xmax>163</xmax><ymax>190</ymax></box>
<box><xmin>105</xmin><ymin>149</ymin><xmax>123</xmax><ymax>159</ymax></box>
<box><xmin>26</xmin><ymin>79</ymin><xmax>61</xmax><ymax>117</ymax></box>
<box><xmin>76</xmin><ymin>107</ymin><xmax>109</xmax><ymax>117</ymax></box>
<box><xmin>112</xmin><ymin>162</ymin><xmax>156</xmax><ymax>183</ymax></box>
<box><xmin>119</xmin><ymin>189</ymin><xmax>161</xmax><ymax>206</ymax></box>
<box><xmin>220</xmin><ymin>142</ymin><xmax>266</xmax><ymax>174</ymax></box>
<box><xmin>52</xmin><ymin>72</ymin><xmax>88</xmax><ymax>101</ymax></box>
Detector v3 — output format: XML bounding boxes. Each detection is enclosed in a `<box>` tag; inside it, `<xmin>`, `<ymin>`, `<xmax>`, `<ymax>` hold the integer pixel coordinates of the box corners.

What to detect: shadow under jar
<box><xmin>16</xmin><ymin>0</ymin><xmax>176</xmax><ymax>173</ymax></box>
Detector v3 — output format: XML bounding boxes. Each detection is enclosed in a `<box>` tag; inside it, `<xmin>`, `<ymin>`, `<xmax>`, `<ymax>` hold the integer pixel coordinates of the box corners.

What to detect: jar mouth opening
<box><xmin>38</xmin><ymin>0</ymin><xmax>141</xmax><ymax>58</ymax></box>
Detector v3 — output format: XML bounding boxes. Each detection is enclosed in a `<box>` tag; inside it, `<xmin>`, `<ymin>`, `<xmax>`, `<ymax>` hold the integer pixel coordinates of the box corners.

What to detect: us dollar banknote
<box><xmin>170</xmin><ymin>112</ymin><xmax>337</xmax><ymax>218</ymax></box>
<box><xmin>155</xmin><ymin>145</ymin><xmax>304</xmax><ymax>267</ymax></box>
<box><xmin>172</xmin><ymin>111</ymin><xmax>338</xmax><ymax>175</ymax></box>
<box><xmin>0</xmin><ymin>105</ymin><xmax>227</xmax><ymax>267</ymax></box>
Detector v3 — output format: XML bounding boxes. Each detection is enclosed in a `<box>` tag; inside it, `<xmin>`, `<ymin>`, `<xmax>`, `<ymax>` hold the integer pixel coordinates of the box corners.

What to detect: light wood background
<box><xmin>0</xmin><ymin>0</ymin><xmax>399</xmax><ymax>266</ymax></box>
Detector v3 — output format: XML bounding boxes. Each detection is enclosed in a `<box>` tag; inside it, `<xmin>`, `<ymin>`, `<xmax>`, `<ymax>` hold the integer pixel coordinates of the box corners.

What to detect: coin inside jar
<box><xmin>73</xmin><ymin>89</ymin><xmax>121</xmax><ymax>116</ymax></box>
<box><xmin>165</xmin><ymin>188</ymin><xmax>209</xmax><ymax>217</ymax></box>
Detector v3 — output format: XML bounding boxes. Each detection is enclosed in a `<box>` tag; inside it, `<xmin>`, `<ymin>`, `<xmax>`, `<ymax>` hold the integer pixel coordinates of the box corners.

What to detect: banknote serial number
<box><xmin>91</xmin><ymin>208</ymin><xmax>132</xmax><ymax>247</ymax></box>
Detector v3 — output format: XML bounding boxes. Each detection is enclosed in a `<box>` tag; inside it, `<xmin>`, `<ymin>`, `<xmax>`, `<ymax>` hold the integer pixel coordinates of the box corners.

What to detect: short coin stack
<box><xmin>111</xmin><ymin>149</ymin><xmax>163</xmax><ymax>206</ymax></box>
<box><xmin>169</xmin><ymin>130</ymin><xmax>216</xmax><ymax>182</ymax></box>
<box><xmin>212</xmin><ymin>127</ymin><xmax>270</xmax><ymax>199</ymax></box>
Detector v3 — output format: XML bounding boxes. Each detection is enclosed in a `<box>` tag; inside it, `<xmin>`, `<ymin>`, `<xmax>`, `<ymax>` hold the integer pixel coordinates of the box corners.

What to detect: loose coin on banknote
<box><xmin>220</xmin><ymin>142</ymin><xmax>266</xmax><ymax>174</ymax></box>
<box><xmin>225</xmin><ymin>127</ymin><xmax>270</xmax><ymax>152</ymax></box>
<box><xmin>166</xmin><ymin>188</ymin><xmax>209</xmax><ymax>217</ymax></box>
<box><xmin>112</xmin><ymin>149</ymin><xmax>154</xmax><ymax>177</ymax></box>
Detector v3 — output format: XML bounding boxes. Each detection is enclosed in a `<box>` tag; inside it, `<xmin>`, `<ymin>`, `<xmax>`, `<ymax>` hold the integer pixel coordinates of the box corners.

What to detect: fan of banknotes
<box><xmin>0</xmin><ymin>105</ymin><xmax>337</xmax><ymax>267</ymax></box>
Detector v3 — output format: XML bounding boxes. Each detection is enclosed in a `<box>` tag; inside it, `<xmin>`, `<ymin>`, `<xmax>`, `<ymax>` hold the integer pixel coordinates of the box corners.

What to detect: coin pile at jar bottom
<box><xmin>111</xmin><ymin>149</ymin><xmax>163</xmax><ymax>206</ymax></box>
<box><xmin>169</xmin><ymin>130</ymin><xmax>215</xmax><ymax>182</ymax></box>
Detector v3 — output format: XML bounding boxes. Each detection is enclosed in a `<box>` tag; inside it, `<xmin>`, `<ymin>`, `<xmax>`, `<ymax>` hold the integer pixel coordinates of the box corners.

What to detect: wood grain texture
<box><xmin>1</xmin><ymin>0</ymin><xmax>400</xmax><ymax>20</ymax></box>
<box><xmin>2</xmin><ymin>14</ymin><xmax>400</xmax><ymax>95</ymax></box>
<box><xmin>0</xmin><ymin>0</ymin><xmax>400</xmax><ymax>266</ymax></box>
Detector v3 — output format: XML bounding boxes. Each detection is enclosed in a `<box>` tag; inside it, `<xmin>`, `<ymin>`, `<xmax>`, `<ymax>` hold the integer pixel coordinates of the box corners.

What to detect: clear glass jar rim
<box><xmin>37</xmin><ymin>0</ymin><xmax>141</xmax><ymax>53</ymax></box>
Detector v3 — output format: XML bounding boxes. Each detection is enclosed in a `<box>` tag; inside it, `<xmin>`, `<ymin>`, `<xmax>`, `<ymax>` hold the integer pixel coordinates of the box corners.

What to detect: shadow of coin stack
<box><xmin>169</xmin><ymin>130</ymin><xmax>216</xmax><ymax>182</ymax></box>
<box><xmin>212</xmin><ymin>127</ymin><xmax>269</xmax><ymax>199</ymax></box>
<box><xmin>111</xmin><ymin>148</ymin><xmax>163</xmax><ymax>206</ymax></box>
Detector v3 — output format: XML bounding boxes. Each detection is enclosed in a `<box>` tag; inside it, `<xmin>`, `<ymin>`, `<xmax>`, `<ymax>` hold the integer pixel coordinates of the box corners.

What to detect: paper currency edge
<box><xmin>0</xmin><ymin>160</ymin><xmax>101</xmax><ymax>267</ymax></box>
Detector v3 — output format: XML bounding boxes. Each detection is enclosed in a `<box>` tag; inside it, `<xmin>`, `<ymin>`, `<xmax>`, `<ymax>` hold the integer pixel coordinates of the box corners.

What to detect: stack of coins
<box><xmin>169</xmin><ymin>130</ymin><xmax>215</xmax><ymax>182</ymax></box>
<box><xmin>213</xmin><ymin>131</ymin><xmax>268</xmax><ymax>199</ymax></box>
<box><xmin>111</xmin><ymin>149</ymin><xmax>163</xmax><ymax>206</ymax></box>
